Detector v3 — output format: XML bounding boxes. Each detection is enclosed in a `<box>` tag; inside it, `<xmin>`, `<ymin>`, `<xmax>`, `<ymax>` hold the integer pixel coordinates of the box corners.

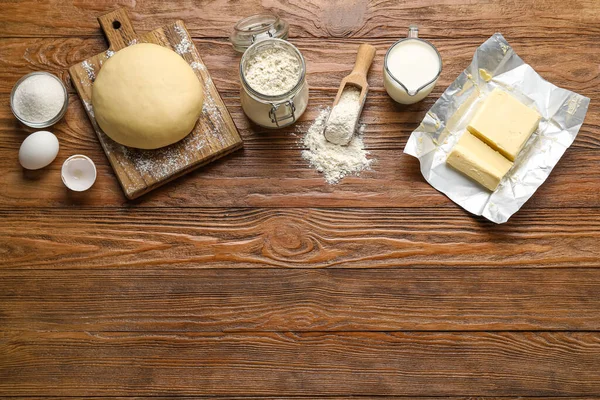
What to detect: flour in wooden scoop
<box><xmin>324</xmin><ymin>86</ymin><xmax>362</xmax><ymax>145</ymax></box>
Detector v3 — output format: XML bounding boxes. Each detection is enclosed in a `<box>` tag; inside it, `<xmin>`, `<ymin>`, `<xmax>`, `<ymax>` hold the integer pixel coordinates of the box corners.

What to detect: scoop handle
<box><xmin>351</xmin><ymin>44</ymin><xmax>377</xmax><ymax>77</ymax></box>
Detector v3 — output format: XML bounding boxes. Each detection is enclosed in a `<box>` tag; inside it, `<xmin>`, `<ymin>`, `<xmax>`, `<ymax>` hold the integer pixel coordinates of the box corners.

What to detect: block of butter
<box><xmin>447</xmin><ymin>131</ymin><xmax>513</xmax><ymax>191</ymax></box>
<box><xmin>467</xmin><ymin>88</ymin><xmax>541</xmax><ymax>161</ymax></box>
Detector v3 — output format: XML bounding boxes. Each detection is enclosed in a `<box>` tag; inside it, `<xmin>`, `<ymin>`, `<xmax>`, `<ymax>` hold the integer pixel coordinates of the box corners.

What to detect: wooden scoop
<box><xmin>324</xmin><ymin>43</ymin><xmax>377</xmax><ymax>145</ymax></box>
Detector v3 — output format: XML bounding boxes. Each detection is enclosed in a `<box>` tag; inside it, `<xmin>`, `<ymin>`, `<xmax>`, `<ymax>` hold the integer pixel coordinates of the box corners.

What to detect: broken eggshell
<box><xmin>61</xmin><ymin>155</ymin><xmax>97</xmax><ymax>192</ymax></box>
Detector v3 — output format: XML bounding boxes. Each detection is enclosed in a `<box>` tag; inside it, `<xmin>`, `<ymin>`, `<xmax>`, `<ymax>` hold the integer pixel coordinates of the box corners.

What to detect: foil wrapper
<box><xmin>404</xmin><ymin>33</ymin><xmax>590</xmax><ymax>223</ymax></box>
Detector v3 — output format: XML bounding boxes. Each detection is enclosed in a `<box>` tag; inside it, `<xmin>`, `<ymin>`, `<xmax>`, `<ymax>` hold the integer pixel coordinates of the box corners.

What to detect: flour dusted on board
<box><xmin>301</xmin><ymin>108</ymin><xmax>373</xmax><ymax>184</ymax></box>
<box><xmin>174</xmin><ymin>24</ymin><xmax>192</xmax><ymax>55</ymax></box>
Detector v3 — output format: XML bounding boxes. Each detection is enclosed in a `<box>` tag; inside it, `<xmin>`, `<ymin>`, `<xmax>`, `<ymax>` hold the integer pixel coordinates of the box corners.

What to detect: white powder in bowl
<box><xmin>324</xmin><ymin>86</ymin><xmax>362</xmax><ymax>145</ymax></box>
<box><xmin>244</xmin><ymin>46</ymin><xmax>301</xmax><ymax>96</ymax></box>
<box><xmin>12</xmin><ymin>74</ymin><xmax>65</xmax><ymax>123</ymax></box>
<box><xmin>301</xmin><ymin>108</ymin><xmax>373</xmax><ymax>184</ymax></box>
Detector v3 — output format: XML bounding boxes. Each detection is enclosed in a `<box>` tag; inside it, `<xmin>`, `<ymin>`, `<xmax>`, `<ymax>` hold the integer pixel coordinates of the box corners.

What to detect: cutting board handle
<box><xmin>98</xmin><ymin>8</ymin><xmax>137</xmax><ymax>51</ymax></box>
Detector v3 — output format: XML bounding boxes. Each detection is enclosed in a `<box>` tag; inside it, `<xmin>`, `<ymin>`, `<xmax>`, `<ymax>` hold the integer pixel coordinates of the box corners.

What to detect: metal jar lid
<box><xmin>230</xmin><ymin>13</ymin><xmax>289</xmax><ymax>53</ymax></box>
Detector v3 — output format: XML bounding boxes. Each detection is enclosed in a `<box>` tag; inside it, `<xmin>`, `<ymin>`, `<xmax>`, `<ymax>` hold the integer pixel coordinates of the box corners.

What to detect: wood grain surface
<box><xmin>2</xmin><ymin>0</ymin><xmax>600</xmax><ymax>398</ymax></box>
<box><xmin>1</xmin><ymin>208</ymin><xmax>599</xmax><ymax>270</ymax></box>
<box><xmin>1</xmin><ymin>0</ymin><xmax>599</xmax><ymax>39</ymax></box>
<box><xmin>3</xmin><ymin>267</ymin><xmax>600</xmax><ymax>331</ymax></box>
<box><xmin>2</xmin><ymin>331</ymin><xmax>600</xmax><ymax>397</ymax></box>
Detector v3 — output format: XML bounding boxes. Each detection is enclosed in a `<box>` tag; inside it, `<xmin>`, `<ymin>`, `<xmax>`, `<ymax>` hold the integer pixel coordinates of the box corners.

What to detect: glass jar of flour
<box><xmin>232</xmin><ymin>15</ymin><xmax>309</xmax><ymax>128</ymax></box>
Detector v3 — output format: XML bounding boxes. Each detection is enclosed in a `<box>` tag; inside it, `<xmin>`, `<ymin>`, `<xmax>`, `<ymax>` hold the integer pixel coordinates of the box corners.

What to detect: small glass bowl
<box><xmin>10</xmin><ymin>71</ymin><xmax>69</xmax><ymax>128</ymax></box>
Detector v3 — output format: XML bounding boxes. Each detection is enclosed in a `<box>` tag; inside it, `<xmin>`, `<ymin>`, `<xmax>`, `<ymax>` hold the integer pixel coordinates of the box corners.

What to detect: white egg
<box><xmin>18</xmin><ymin>130</ymin><xmax>59</xmax><ymax>170</ymax></box>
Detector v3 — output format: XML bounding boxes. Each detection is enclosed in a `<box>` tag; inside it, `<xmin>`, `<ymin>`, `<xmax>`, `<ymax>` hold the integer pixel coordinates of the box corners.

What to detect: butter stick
<box><xmin>467</xmin><ymin>88</ymin><xmax>541</xmax><ymax>161</ymax></box>
<box><xmin>447</xmin><ymin>131</ymin><xmax>513</xmax><ymax>191</ymax></box>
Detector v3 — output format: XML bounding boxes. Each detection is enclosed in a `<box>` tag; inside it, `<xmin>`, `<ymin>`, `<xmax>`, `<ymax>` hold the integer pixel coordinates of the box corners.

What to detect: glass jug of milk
<box><xmin>383</xmin><ymin>25</ymin><xmax>442</xmax><ymax>104</ymax></box>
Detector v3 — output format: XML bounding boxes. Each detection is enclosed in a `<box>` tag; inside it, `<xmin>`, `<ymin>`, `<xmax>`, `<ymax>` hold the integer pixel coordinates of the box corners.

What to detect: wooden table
<box><xmin>1</xmin><ymin>1</ymin><xmax>599</xmax><ymax>397</ymax></box>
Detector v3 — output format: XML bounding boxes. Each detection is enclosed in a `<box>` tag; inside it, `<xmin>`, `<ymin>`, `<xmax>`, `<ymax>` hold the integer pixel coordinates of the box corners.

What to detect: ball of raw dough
<box><xmin>92</xmin><ymin>43</ymin><xmax>204</xmax><ymax>150</ymax></box>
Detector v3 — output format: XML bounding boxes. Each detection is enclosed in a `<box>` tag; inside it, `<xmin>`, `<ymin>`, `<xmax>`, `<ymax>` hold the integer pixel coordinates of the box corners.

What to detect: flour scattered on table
<box><xmin>300</xmin><ymin>108</ymin><xmax>373</xmax><ymax>184</ymax></box>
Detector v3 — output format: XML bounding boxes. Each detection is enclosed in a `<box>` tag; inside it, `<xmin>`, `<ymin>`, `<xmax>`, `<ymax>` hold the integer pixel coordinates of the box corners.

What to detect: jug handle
<box><xmin>408</xmin><ymin>25</ymin><xmax>419</xmax><ymax>38</ymax></box>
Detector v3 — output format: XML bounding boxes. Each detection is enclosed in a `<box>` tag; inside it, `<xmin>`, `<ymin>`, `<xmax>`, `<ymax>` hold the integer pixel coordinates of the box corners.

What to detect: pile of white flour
<box><xmin>301</xmin><ymin>107</ymin><xmax>373</xmax><ymax>184</ymax></box>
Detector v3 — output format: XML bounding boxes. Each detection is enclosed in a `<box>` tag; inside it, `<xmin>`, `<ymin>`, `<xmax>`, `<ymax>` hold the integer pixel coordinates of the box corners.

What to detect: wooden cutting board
<box><xmin>68</xmin><ymin>8</ymin><xmax>243</xmax><ymax>199</ymax></box>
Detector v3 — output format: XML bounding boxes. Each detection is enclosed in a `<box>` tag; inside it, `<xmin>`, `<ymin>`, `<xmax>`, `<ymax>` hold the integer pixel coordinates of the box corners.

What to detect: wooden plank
<box><xmin>1</xmin><ymin>125</ymin><xmax>599</xmax><ymax>208</ymax></box>
<box><xmin>2</xmin><ymin>90</ymin><xmax>599</xmax><ymax>153</ymax></box>
<box><xmin>1</xmin><ymin>0</ymin><xmax>600</xmax><ymax>39</ymax></box>
<box><xmin>2</xmin><ymin>330</ymin><xmax>600</xmax><ymax>396</ymax></box>
<box><xmin>68</xmin><ymin>9</ymin><xmax>243</xmax><ymax>199</ymax></box>
<box><xmin>3</xmin><ymin>91</ymin><xmax>598</xmax><ymax>153</ymax></box>
<box><xmin>2</xmin><ymin>267</ymin><xmax>600</xmax><ymax>331</ymax></box>
<box><xmin>1</xmin><ymin>208</ymin><xmax>599</xmax><ymax>270</ymax></box>
<box><xmin>0</xmin><ymin>394</ymin><xmax>595</xmax><ymax>400</ymax></box>
<box><xmin>6</xmin><ymin>397</ymin><xmax>597</xmax><ymax>400</ymax></box>
<box><xmin>2</xmin><ymin>90</ymin><xmax>598</xmax><ymax>210</ymax></box>
<box><xmin>1</xmin><ymin>37</ymin><xmax>598</xmax><ymax>100</ymax></box>
<box><xmin>0</xmin><ymin>394</ymin><xmax>594</xmax><ymax>400</ymax></box>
